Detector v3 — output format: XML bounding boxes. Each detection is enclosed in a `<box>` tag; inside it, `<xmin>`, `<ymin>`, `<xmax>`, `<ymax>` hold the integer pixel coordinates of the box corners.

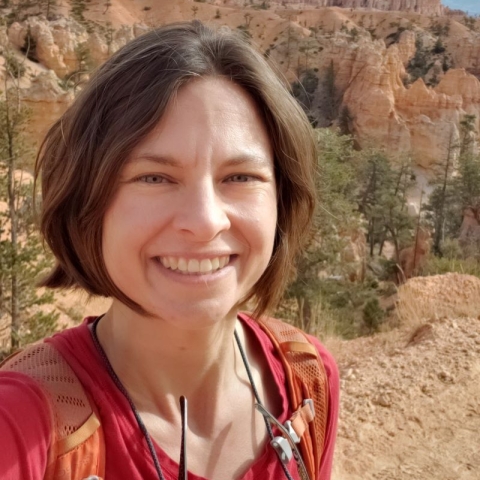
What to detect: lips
<box><xmin>157</xmin><ymin>255</ymin><xmax>231</xmax><ymax>274</ymax></box>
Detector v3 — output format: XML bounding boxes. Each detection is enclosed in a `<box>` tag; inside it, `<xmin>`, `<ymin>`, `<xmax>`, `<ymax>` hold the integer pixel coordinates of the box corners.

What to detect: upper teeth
<box><xmin>159</xmin><ymin>256</ymin><xmax>230</xmax><ymax>274</ymax></box>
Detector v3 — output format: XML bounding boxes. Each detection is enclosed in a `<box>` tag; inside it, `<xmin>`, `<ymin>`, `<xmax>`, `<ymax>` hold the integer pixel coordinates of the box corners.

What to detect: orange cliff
<box><xmin>1</xmin><ymin>1</ymin><xmax>479</xmax><ymax>170</ymax></box>
<box><xmin>341</xmin><ymin>32</ymin><xmax>480</xmax><ymax>168</ymax></box>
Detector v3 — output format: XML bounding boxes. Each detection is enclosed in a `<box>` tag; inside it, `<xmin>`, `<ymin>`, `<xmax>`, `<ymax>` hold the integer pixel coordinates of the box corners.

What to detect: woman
<box><xmin>0</xmin><ymin>21</ymin><xmax>338</xmax><ymax>480</ymax></box>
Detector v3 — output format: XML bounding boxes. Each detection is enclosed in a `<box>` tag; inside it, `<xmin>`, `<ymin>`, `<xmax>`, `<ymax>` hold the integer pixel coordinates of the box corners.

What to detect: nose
<box><xmin>174</xmin><ymin>181</ymin><xmax>231</xmax><ymax>241</ymax></box>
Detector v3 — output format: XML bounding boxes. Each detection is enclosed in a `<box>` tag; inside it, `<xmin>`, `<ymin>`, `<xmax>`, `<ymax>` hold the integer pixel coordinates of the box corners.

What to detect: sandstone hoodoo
<box><xmin>229</xmin><ymin>0</ymin><xmax>444</xmax><ymax>15</ymax></box>
<box><xmin>286</xmin><ymin>0</ymin><xmax>444</xmax><ymax>16</ymax></box>
<box><xmin>2</xmin><ymin>1</ymin><xmax>479</xmax><ymax>171</ymax></box>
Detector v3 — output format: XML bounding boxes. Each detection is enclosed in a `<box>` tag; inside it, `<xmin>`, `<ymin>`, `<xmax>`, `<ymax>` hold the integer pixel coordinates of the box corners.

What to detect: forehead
<box><xmin>128</xmin><ymin>77</ymin><xmax>273</xmax><ymax>164</ymax></box>
<box><xmin>169</xmin><ymin>77</ymin><xmax>263</xmax><ymax>124</ymax></box>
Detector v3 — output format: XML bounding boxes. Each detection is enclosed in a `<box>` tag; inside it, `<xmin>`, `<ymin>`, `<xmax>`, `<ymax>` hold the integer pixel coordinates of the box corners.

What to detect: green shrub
<box><xmin>363</xmin><ymin>298</ymin><xmax>385</xmax><ymax>333</ymax></box>
<box><xmin>5</xmin><ymin>52</ymin><xmax>26</xmax><ymax>78</ymax></box>
<box><xmin>432</xmin><ymin>37</ymin><xmax>446</xmax><ymax>54</ymax></box>
<box><xmin>421</xmin><ymin>256</ymin><xmax>480</xmax><ymax>278</ymax></box>
<box><xmin>463</xmin><ymin>16</ymin><xmax>476</xmax><ymax>31</ymax></box>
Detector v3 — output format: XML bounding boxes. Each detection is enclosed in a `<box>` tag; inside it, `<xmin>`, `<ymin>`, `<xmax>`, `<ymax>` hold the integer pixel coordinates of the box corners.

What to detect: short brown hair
<box><xmin>35</xmin><ymin>21</ymin><xmax>316</xmax><ymax>318</ymax></box>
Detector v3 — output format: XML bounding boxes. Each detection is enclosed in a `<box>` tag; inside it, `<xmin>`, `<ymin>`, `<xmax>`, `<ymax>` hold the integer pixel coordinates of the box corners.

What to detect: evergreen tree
<box><xmin>426</xmin><ymin>116</ymin><xmax>480</xmax><ymax>258</ymax></box>
<box><xmin>338</xmin><ymin>105</ymin><xmax>353</xmax><ymax>136</ymax></box>
<box><xmin>284</xmin><ymin>129</ymin><xmax>361</xmax><ymax>332</ymax></box>
<box><xmin>456</xmin><ymin>154</ymin><xmax>480</xmax><ymax>212</ymax></box>
<box><xmin>291</xmin><ymin>69</ymin><xmax>319</xmax><ymax>124</ymax></box>
<box><xmin>0</xmin><ymin>71</ymin><xmax>58</xmax><ymax>354</ymax></box>
<box><xmin>454</xmin><ymin>148</ymin><xmax>480</xmax><ymax>259</ymax></box>
<box><xmin>426</xmin><ymin>130</ymin><xmax>458</xmax><ymax>255</ymax></box>
<box><xmin>459</xmin><ymin>114</ymin><xmax>477</xmax><ymax>156</ymax></box>
<box><xmin>377</xmin><ymin>158</ymin><xmax>416</xmax><ymax>257</ymax></box>
<box><xmin>323</xmin><ymin>60</ymin><xmax>337</xmax><ymax>124</ymax></box>
<box><xmin>358</xmin><ymin>150</ymin><xmax>414</xmax><ymax>259</ymax></box>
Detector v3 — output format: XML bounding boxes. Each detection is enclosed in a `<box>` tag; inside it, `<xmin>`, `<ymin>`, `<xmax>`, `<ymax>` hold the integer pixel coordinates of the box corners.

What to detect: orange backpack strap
<box><xmin>240</xmin><ymin>313</ymin><xmax>329</xmax><ymax>480</ymax></box>
<box><xmin>1</xmin><ymin>343</ymin><xmax>106</xmax><ymax>480</ymax></box>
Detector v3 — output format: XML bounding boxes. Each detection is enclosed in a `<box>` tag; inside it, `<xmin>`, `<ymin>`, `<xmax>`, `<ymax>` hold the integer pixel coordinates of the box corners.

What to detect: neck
<box><xmin>95</xmin><ymin>301</ymin><xmax>248</xmax><ymax>424</ymax></box>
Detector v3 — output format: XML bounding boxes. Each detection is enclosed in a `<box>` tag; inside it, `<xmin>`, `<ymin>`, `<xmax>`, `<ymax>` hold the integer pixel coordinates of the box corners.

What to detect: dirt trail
<box><xmin>331</xmin><ymin>274</ymin><xmax>480</xmax><ymax>480</ymax></box>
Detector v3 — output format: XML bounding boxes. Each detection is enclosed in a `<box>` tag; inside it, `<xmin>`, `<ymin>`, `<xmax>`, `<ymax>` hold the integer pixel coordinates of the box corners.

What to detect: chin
<box><xmin>148</xmin><ymin>299</ymin><xmax>239</xmax><ymax>330</ymax></box>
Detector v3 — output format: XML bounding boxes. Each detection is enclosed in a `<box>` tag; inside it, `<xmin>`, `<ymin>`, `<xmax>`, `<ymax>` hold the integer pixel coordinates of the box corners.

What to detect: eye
<box><xmin>227</xmin><ymin>174</ymin><xmax>254</xmax><ymax>183</ymax></box>
<box><xmin>136</xmin><ymin>175</ymin><xmax>170</xmax><ymax>184</ymax></box>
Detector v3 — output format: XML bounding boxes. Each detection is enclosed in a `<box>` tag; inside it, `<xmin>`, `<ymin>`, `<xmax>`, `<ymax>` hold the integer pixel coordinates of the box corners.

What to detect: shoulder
<box><xmin>0</xmin><ymin>370</ymin><xmax>51</xmax><ymax>479</ymax></box>
<box><xmin>239</xmin><ymin>312</ymin><xmax>339</xmax><ymax>392</ymax></box>
<box><xmin>306</xmin><ymin>334</ymin><xmax>339</xmax><ymax>391</ymax></box>
<box><xmin>240</xmin><ymin>313</ymin><xmax>337</xmax><ymax>368</ymax></box>
<box><xmin>0</xmin><ymin>369</ymin><xmax>51</xmax><ymax>414</ymax></box>
<box><xmin>239</xmin><ymin>313</ymin><xmax>340</xmax><ymax>477</ymax></box>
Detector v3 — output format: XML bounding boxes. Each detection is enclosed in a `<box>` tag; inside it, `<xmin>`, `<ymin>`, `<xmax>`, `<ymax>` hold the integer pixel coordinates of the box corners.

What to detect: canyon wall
<box><xmin>334</xmin><ymin>0</ymin><xmax>444</xmax><ymax>16</ymax></box>
<box><xmin>265</xmin><ymin>10</ymin><xmax>480</xmax><ymax>169</ymax></box>
<box><xmin>336</xmin><ymin>31</ymin><xmax>480</xmax><ymax>167</ymax></box>
<box><xmin>1</xmin><ymin>1</ymin><xmax>479</xmax><ymax>171</ymax></box>
<box><xmin>279</xmin><ymin>0</ymin><xmax>444</xmax><ymax>15</ymax></box>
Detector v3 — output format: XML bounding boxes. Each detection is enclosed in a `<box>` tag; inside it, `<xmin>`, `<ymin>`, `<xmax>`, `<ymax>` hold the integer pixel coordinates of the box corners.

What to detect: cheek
<box><xmin>104</xmin><ymin>193</ymin><xmax>165</xmax><ymax>242</ymax></box>
<box><xmin>245</xmin><ymin>191</ymin><xmax>278</xmax><ymax>254</ymax></box>
<box><xmin>102</xmin><ymin>196</ymin><xmax>157</xmax><ymax>273</ymax></box>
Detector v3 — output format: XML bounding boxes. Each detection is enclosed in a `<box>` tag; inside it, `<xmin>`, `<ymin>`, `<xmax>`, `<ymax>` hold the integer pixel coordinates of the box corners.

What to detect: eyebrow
<box><xmin>130</xmin><ymin>154</ymin><xmax>181</xmax><ymax>167</ymax></box>
<box><xmin>130</xmin><ymin>153</ymin><xmax>272</xmax><ymax>168</ymax></box>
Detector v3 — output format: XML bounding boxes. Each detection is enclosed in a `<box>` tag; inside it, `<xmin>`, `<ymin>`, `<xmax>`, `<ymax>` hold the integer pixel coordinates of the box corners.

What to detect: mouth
<box><xmin>155</xmin><ymin>255</ymin><xmax>232</xmax><ymax>275</ymax></box>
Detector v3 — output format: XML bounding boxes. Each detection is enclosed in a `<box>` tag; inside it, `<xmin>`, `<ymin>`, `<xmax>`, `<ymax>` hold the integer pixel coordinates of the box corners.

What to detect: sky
<box><xmin>442</xmin><ymin>0</ymin><xmax>480</xmax><ymax>15</ymax></box>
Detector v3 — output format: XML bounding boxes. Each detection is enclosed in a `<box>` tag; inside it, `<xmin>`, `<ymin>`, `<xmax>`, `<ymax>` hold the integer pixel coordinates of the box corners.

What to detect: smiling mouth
<box><xmin>156</xmin><ymin>255</ymin><xmax>231</xmax><ymax>275</ymax></box>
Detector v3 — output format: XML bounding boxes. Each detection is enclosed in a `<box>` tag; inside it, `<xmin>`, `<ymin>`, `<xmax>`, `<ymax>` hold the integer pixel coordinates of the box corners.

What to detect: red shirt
<box><xmin>0</xmin><ymin>316</ymin><xmax>339</xmax><ymax>480</ymax></box>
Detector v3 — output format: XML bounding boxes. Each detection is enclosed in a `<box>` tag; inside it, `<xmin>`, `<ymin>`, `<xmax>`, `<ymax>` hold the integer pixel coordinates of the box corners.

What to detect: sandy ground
<box><xmin>331</xmin><ymin>274</ymin><xmax>480</xmax><ymax>480</ymax></box>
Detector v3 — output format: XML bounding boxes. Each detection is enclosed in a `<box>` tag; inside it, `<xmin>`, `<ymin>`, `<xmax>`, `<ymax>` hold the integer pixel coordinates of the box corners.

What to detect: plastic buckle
<box><xmin>271</xmin><ymin>436</ymin><xmax>293</xmax><ymax>464</ymax></box>
<box><xmin>303</xmin><ymin>398</ymin><xmax>315</xmax><ymax>418</ymax></box>
<box><xmin>284</xmin><ymin>420</ymin><xmax>301</xmax><ymax>444</ymax></box>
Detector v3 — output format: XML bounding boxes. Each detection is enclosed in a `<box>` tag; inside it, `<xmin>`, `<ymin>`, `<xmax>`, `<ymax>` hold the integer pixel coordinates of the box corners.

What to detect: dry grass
<box><xmin>395</xmin><ymin>273</ymin><xmax>480</xmax><ymax>329</ymax></box>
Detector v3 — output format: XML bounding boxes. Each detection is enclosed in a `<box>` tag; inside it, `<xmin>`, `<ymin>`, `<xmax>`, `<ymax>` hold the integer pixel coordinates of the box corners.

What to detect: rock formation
<box><xmin>341</xmin><ymin>229</ymin><xmax>367</xmax><ymax>282</ymax></box>
<box><xmin>338</xmin><ymin>34</ymin><xmax>480</xmax><ymax>168</ymax></box>
<box><xmin>278</xmin><ymin>0</ymin><xmax>444</xmax><ymax>15</ymax></box>
<box><xmin>396</xmin><ymin>228</ymin><xmax>431</xmax><ymax>282</ymax></box>
<box><xmin>2</xmin><ymin>3</ymin><xmax>479</xmax><ymax>168</ymax></box>
<box><xmin>265</xmin><ymin>6</ymin><xmax>479</xmax><ymax>169</ymax></box>
<box><xmin>396</xmin><ymin>272</ymin><xmax>480</xmax><ymax>319</ymax></box>
<box><xmin>443</xmin><ymin>19</ymin><xmax>480</xmax><ymax>79</ymax></box>
<box><xmin>18</xmin><ymin>70</ymin><xmax>73</xmax><ymax>141</ymax></box>
<box><xmin>340</xmin><ymin>0</ymin><xmax>443</xmax><ymax>16</ymax></box>
<box><xmin>4</xmin><ymin>15</ymin><xmax>148</xmax><ymax>142</ymax></box>
<box><xmin>7</xmin><ymin>17</ymin><xmax>142</xmax><ymax>78</ymax></box>
<box><xmin>459</xmin><ymin>207</ymin><xmax>480</xmax><ymax>249</ymax></box>
<box><xmin>8</xmin><ymin>17</ymin><xmax>88</xmax><ymax>77</ymax></box>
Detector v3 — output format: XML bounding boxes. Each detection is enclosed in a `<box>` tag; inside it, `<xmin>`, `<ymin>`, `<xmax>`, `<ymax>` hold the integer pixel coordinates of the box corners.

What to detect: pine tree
<box><xmin>358</xmin><ymin>150</ymin><xmax>414</xmax><ymax>259</ymax></box>
<box><xmin>425</xmin><ymin>129</ymin><xmax>458</xmax><ymax>256</ymax></box>
<box><xmin>284</xmin><ymin>130</ymin><xmax>361</xmax><ymax>332</ymax></box>
<box><xmin>455</xmin><ymin>155</ymin><xmax>480</xmax><ymax>257</ymax></box>
<box><xmin>459</xmin><ymin>114</ymin><xmax>477</xmax><ymax>156</ymax></box>
<box><xmin>323</xmin><ymin>60</ymin><xmax>337</xmax><ymax>124</ymax></box>
<box><xmin>291</xmin><ymin>69</ymin><xmax>319</xmax><ymax>124</ymax></box>
<box><xmin>0</xmin><ymin>62</ymin><xmax>59</xmax><ymax>354</ymax></box>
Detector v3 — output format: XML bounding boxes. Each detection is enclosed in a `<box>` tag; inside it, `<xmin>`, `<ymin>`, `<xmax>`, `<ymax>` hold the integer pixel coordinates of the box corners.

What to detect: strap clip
<box><xmin>284</xmin><ymin>420</ymin><xmax>301</xmax><ymax>444</ymax></box>
<box><xmin>303</xmin><ymin>398</ymin><xmax>315</xmax><ymax>417</ymax></box>
<box><xmin>285</xmin><ymin>398</ymin><xmax>315</xmax><ymax>442</ymax></box>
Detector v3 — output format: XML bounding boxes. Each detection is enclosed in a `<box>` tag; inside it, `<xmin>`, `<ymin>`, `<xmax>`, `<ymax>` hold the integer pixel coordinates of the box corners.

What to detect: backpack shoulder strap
<box><xmin>239</xmin><ymin>313</ymin><xmax>329</xmax><ymax>480</ymax></box>
<box><xmin>1</xmin><ymin>343</ymin><xmax>105</xmax><ymax>480</ymax></box>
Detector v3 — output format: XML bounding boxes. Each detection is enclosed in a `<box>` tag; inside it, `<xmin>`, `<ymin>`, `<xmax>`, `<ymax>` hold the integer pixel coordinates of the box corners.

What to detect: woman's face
<box><xmin>102</xmin><ymin>78</ymin><xmax>277</xmax><ymax>328</ymax></box>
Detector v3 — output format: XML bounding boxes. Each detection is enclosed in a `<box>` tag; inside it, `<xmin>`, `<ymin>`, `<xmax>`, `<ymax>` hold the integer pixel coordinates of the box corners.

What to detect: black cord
<box><xmin>91</xmin><ymin>317</ymin><xmax>167</xmax><ymax>480</ymax></box>
<box><xmin>178</xmin><ymin>396</ymin><xmax>188</xmax><ymax>480</ymax></box>
<box><xmin>234</xmin><ymin>330</ymin><xmax>295</xmax><ymax>480</ymax></box>
<box><xmin>91</xmin><ymin>316</ymin><xmax>295</xmax><ymax>480</ymax></box>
